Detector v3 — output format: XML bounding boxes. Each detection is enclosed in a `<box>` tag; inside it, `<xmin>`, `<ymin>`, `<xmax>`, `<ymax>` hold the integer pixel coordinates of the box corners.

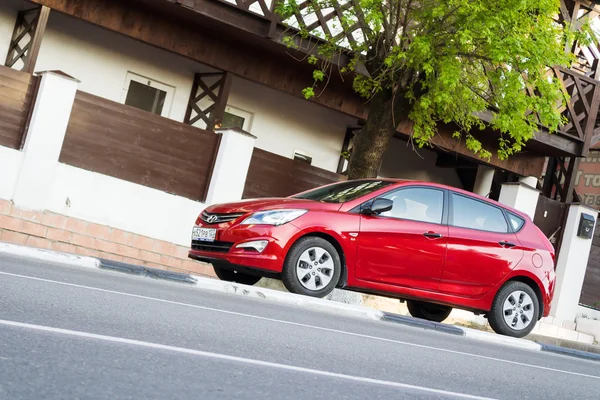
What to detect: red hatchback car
<box><xmin>189</xmin><ymin>179</ymin><xmax>556</xmax><ymax>337</ymax></box>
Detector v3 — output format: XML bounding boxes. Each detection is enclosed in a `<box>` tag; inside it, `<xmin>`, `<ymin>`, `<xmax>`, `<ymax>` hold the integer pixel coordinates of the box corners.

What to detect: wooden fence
<box><xmin>0</xmin><ymin>65</ymin><xmax>38</xmax><ymax>149</ymax></box>
<box><xmin>242</xmin><ymin>148</ymin><xmax>342</xmax><ymax>199</ymax></box>
<box><xmin>60</xmin><ymin>91</ymin><xmax>220</xmax><ymax>201</ymax></box>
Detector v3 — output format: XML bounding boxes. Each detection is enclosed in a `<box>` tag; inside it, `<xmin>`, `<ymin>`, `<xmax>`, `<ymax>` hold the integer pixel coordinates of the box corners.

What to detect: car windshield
<box><xmin>292</xmin><ymin>180</ymin><xmax>395</xmax><ymax>203</ymax></box>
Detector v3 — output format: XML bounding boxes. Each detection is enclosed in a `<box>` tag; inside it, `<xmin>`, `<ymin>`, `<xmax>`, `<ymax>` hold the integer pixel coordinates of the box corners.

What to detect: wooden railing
<box><xmin>242</xmin><ymin>148</ymin><xmax>342</xmax><ymax>198</ymax></box>
<box><xmin>0</xmin><ymin>65</ymin><xmax>39</xmax><ymax>150</ymax></box>
<box><xmin>60</xmin><ymin>91</ymin><xmax>221</xmax><ymax>202</ymax></box>
<box><xmin>551</xmin><ymin>67</ymin><xmax>600</xmax><ymax>152</ymax></box>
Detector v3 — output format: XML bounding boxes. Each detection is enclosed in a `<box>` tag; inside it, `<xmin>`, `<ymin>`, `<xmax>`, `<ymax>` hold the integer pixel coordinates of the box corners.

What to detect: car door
<box><xmin>440</xmin><ymin>192</ymin><xmax>524</xmax><ymax>298</ymax></box>
<box><xmin>355</xmin><ymin>186</ymin><xmax>449</xmax><ymax>292</ymax></box>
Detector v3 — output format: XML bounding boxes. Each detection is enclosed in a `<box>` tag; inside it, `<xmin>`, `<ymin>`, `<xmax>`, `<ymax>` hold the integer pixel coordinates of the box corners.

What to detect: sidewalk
<box><xmin>1</xmin><ymin>240</ymin><xmax>599</xmax><ymax>361</ymax></box>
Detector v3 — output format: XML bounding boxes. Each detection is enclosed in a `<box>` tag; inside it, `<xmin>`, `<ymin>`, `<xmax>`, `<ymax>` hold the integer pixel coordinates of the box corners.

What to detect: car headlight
<box><xmin>240</xmin><ymin>209</ymin><xmax>307</xmax><ymax>226</ymax></box>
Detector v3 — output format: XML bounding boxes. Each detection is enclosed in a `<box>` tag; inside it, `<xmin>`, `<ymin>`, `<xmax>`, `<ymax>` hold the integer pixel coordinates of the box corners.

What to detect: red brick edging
<box><xmin>0</xmin><ymin>199</ymin><xmax>215</xmax><ymax>278</ymax></box>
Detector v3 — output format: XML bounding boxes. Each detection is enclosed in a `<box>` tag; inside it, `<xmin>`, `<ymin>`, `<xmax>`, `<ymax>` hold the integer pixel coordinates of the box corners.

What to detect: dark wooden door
<box><xmin>580</xmin><ymin>217</ymin><xmax>600</xmax><ymax>309</ymax></box>
<box><xmin>533</xmin><ymin>196</ymin><xmax>568</xmax><ymax>257</ymax></box>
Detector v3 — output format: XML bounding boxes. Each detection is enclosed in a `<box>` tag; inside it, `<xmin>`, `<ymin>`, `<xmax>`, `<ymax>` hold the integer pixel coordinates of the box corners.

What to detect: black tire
<box><xmin>212</xmin><ymin>264</ymin><xmax>262</xmax><ymax>285</ymax></box>
<box><xmin>407</xmin><ymin>300</ymin><xmax>453</xmax><ymax>323</ymax></box>
<box><xmin>488</xmin><ymin>281</ymin><xmax>539</xmax><ymax>338</ymax></box>
<box><xmin>281</xmin><ymin>236</ymin><xmax>341</xmax><ymax>298</ymax></box>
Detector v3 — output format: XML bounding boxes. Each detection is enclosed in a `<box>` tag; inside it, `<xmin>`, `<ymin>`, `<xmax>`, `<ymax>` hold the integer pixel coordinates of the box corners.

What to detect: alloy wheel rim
<box><xmin>296</xmin><ymin>247</ymin><xmax>335</xmax><ymax>291</ymax></box>
<box><xmin>502</xmin><ymin>290</ymin><xmax>535</xmax><ymax>330</ymax></box>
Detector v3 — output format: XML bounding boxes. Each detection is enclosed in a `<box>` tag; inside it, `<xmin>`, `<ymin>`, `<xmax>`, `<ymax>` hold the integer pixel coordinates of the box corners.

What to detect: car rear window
<box><xmin>292</xmin><ymin>180</ymin><xmax>395</xmax><ymax>203</ymax></box>
<box><xmin>507</xmin><ymin>212</ymin><xmax>525</xmax><ymax>232</ymax></box>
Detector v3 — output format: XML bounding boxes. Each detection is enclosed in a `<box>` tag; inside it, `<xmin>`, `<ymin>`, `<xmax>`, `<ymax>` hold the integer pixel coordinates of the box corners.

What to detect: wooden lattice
<box><xmin>184</xmin><ymin>72</ymin><xmax>232</xmax><ymax>131</ymax></box>
<box><xmin>4</xmin><ymin>6</ymin><xmax>49</xmax><ymax>74</ymax></box>
<box><xmin>223</xmin><ymin>0</ymin><xmax>274</xmax><ymax>18</ymax></box>
<box><xmin>556</xmin><ymin>0</ymin><xmax>600</xmax><ymax>79</ymax></box>
<box><xmin>542</xmin><ymin>156</ymin><xmax>581</xmax><ymax>203</ymax></box>
<box><xmin>550</xmin><ymin>67</ymin><xmax>600</xmax><ymax>142</ymax></box>
<box><xmin>220</xmin><ymin>0</ymin><xmax>367</xmax><ymax>50</ymax></box>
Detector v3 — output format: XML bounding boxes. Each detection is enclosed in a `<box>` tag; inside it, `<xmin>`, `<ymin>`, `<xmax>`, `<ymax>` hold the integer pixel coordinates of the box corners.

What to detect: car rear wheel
<box><xmin>407</xmin><ymin>300</ymin><xmax>453</xmax><ymax>323</ymax></box>
<box><xmin>488</xmin><ymin>281</ymin><xmax>539</xmax><ymax>338</ymax></box>
<box><xmin>282</xmin><ymin>237</ymin><xmax>341</xmax><ymax>298</ymax></box>
<box><xmin>212</xmin><ymin>264</ymin><xmax>262</xmax><ymax>285</ymax></box>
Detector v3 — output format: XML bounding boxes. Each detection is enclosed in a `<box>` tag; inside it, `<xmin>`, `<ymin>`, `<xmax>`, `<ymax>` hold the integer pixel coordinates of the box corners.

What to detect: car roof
<box><xmin>366</xmin><ymin>178</ymin><xmax>531</xmax><ymax>220</ymax></box>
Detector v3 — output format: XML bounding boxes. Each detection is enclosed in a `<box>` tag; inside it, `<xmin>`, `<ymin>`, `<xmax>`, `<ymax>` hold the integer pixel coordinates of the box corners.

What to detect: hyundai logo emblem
<box><xmin>206</xmin><ymin>215</ymin><xmax>218</xmax><ymax>223</ymax></box>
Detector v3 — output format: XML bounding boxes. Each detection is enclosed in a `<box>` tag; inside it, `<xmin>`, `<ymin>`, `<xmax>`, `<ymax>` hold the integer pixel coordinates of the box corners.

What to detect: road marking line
<box><xmin>1</xmin><ymin>270</ymin><xmax>599</xmax><ymax>380</ymax></box>
<box><xmin>0</xmin><ymin>318</ymin><xmax>492</xmax><ymax>399</ymax></box>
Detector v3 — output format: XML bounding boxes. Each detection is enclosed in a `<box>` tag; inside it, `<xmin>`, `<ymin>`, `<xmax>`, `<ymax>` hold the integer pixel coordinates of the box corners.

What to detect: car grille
<box><xmin>200</xmin><ymin>211</ymin><xmax>245</xmax><ymax>225</ymax></box>
<box><xmin>191</xmin><ymin>240</ymin><xmax>234</xmax><ymax>253</ymax></box>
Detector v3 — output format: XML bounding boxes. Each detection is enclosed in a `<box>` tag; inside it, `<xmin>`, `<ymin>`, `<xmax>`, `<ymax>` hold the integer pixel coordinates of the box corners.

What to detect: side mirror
<box><xmin>362</xmin><ymin>198</ymin><xmax>393</xmax><ymax>215</ymax></box>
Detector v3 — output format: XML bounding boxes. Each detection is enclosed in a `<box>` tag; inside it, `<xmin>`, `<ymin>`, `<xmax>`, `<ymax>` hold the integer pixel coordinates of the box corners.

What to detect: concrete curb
<box><xmin>0</xmin><ymin>242</ymin><xmax>100</xmax><ymax>269</ymax></box>
<box><xmin>461</xmin><ymin>327</ymin><xmax>543</xmax><ymax>351</ymax></box>
<box><xmin>99</xmin><ymin>259</ymin><xmax>198</xmax><ymax>284</ymax></box>
<box><xmin>381</xmin><ymin>312</ymin><xmax>464</xmax><ymax>336</ymax></box>
<box><xmin>3</xmin><ymin>241</ymin><xmax>599</xmax><ymax>362</ymax></box>
<box><xmin>540</xmin><ymin>344</ymin><xmax>600</xmax><ymax>361</ymax></box>
<box><xmin>189</xmin><ymin>274</ymin><xmax>385</xmax><ymax>321</ymax></box>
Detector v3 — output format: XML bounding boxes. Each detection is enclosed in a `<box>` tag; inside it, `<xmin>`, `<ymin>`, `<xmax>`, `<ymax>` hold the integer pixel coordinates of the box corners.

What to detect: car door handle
<box><xmin>499</xmin><ymin>241</ymin><xmax>517</xmax><ymax>248</ymax></box>
<box><xmin>423</xmin><ymin>232</ymin><xmax>443</xmax><ymax>239</ymax></box>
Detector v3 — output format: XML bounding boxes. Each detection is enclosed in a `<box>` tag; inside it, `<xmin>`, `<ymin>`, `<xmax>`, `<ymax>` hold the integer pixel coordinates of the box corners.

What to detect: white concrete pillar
<box><xmin>206</xmin><ymin>127</ymin><xmax>256</xmax><ymax>205</ymax></box>
<box><xmin>550</xmin><ymin>204</ymin><xmax>597</xmax><ymax>321</ymax></box>
<box><xmin>12</xmin><ymin>71</ymin><xmax>79</xmax><ymax>210</ymax></box>
<box><xmin>519</xmin><ymin>175</ymin><xmax>538</xmax><ymax>188</ymax></box>
<box><xmin>473</xmin><ymin>165</ymin><xmax>495</xmax><ymax>197</ymax></box>
<box><xmin>498</xmin><ymin>182</ymin><xmax>540</xmax><ymax>220</ymax></box>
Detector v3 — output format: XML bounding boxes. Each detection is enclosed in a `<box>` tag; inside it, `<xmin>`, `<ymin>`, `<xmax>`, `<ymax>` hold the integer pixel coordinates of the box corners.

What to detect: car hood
<box><xmin>205</xmin><ymin>198</ymin><xmax>342</xmax><ymax>214</ymax></box>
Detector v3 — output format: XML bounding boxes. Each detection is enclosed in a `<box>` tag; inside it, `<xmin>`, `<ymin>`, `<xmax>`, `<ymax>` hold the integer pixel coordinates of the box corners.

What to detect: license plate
<box><xmin>192</xmin><ymin>227</ymin><xmax>216</xmax><ymax>242</ymax></box>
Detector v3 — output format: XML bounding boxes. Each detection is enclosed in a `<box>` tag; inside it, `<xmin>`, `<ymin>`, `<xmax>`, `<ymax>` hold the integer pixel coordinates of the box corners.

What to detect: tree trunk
<box><xmin>347</xmin><ymin>88</ymin><xmax>409</xmax><ymax>180</ymax></box>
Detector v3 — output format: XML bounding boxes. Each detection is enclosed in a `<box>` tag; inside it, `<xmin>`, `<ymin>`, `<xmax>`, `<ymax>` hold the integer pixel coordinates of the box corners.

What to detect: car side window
<box><xmin>379</xmin><ymin>188</ymin><xmax>444</xmax><ymax>224</ymax></box>
<box><xmin>451</xmin><ymin>194</ymin><xmax>508</xmax><ymax>233</ymax></box>
<box><xmin>507</xmin><ymin>213</ymin><xmax>525</xmax><ymax>232</ymax></box>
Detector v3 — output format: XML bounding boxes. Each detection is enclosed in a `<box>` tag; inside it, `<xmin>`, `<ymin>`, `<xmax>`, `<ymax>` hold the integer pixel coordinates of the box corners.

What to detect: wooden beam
<box><xmin>542</xmin><ymin>157</ymin><xmax>558</xmax><ymax>198</ymax></box>
<box><xmin>23</xmin><ymin>6</ymin><xmax>50</xmax><ymax>74</ymax></box>
<box><xmin>563</xmin><ymin>157</ymin><xmax>581</xmax><ymax>203</ymax></box>
<box><xmin>210</xmin><ymin>72</ymin><xmax>232</xmax><ymax>131</ymax></box>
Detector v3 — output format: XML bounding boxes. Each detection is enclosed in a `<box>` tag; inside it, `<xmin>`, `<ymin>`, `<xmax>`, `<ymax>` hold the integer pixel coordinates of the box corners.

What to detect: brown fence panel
<box><xmin>60</xmin><ymin>91</ymin><xmax>220</xmax><ymax>201</ymax></box>
<box><xmin>0</xmin><ymin>66</ymin><xmax>38</xmax><ymax>149</ymax></box>
<box><xmin>580</xmin><ymin>217</ymin><xmax>600</xmax><ymax>309</ymax></box>
<box><xmin>242</xmin><ymin>148</ymin><xmax>342</xmax><ymax>199</ymax></box>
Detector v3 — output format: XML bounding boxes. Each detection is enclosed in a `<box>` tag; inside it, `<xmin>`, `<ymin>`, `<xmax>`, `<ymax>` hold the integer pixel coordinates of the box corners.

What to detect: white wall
<box><xmin>0</xmin><ymin>146</ymin><xmax>23</xmax><ymax>200</ymax></box>
<box><xmin>48</xmin><ymin>164</ymin><xmax>206</xmax><ymax>246</ymax></box>
<box><xmin>34</xmin><ymin>12</ymin><xmax>207</xmax><ymax>124</ymax></box>
<box><xmin>379</xmin><ymin>138</ymin><xmax>463</xmax><ymax>187</ymax></box>
<box><xmin>577</xmin><ymin>305</ymin><xmax>600</xmax><ymax>320</ymax></box>
<box><xmin>228</xmin><ymin>77</ymin><xmax>355</xmax><ymax>171</ymax></box>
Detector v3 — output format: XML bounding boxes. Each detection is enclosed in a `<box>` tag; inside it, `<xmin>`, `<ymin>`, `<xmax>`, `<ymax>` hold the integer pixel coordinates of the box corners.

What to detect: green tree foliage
<box><xmin>276</xmin><ymin>0</ymin><xmax>591</xmax><ymax>178</ymax></box>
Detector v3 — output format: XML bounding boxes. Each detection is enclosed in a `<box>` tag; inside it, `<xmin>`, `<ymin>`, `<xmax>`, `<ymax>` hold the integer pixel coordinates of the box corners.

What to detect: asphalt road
<box><xmin>0</xmin><ymin>254</ymin><xmax>599</xmax><ymax>400</ymax></box>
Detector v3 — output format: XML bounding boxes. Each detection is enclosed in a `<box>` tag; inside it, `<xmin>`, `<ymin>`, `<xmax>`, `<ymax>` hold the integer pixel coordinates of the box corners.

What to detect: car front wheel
<box><xmin>213</xmin><ymin>264</ymin><xmax>262</xmax><ymax>285</ymax></box>
<box><xmin>407</xmin><ymin>300</ymin><xmax>453</xmax><ymax>323</ymax></box>
<box><xmin>488</xmin><ymin>281</ymin><xmax>539</xmax><ymax>338</ymax></box>
<box><xmin>282</xmin><ymin>237</ymin><xmax>341</xmax><ymax>298</ymax></box>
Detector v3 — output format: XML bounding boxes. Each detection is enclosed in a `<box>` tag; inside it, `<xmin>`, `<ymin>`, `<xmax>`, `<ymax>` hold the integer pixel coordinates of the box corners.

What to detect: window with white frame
<box><xmin>293</xmin><ymin>150</ymin><xmax>312</xmax><ymax>165</ymax></box>
<box><xmin>220</xmin><ymin>105</ymin><xmax>254</xmax><ymax>131</ymax></box>
<box><xmin>121</xmin><ymin>72</ymin><xmax>174</xmax><ymax>117</ymax></box>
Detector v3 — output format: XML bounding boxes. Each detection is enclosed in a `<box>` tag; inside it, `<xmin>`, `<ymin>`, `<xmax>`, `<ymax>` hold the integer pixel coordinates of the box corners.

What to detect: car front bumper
<box><xmin>188</xmin><ymin>222</ymin><xmax>300</xmax><ymax>274</ymax></box>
